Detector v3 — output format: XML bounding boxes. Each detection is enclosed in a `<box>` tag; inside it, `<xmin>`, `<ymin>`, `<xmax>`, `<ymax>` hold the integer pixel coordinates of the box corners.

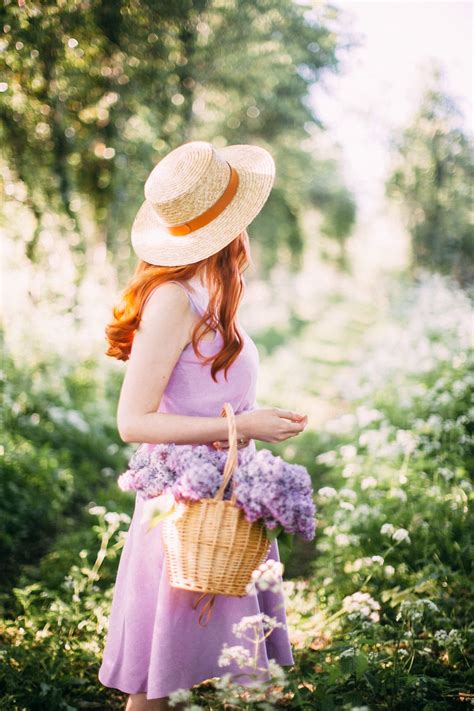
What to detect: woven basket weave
<box><xmin>161</xmin><ymin>402</ymin><xmax>271</xmax><ymax>626</ymax></box>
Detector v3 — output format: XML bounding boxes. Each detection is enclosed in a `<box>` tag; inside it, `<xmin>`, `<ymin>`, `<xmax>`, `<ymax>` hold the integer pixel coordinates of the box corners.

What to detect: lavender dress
<box><xmin>98</xmin><ymin>278</ymin><xmax>295</xmax><ymax>699</ymax></box>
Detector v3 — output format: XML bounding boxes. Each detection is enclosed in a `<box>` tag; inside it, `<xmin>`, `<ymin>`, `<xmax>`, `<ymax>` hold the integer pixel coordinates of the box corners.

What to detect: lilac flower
<box><xmin>232</xmin><ymin>450</ymin><xmax>316</xmax><ymax>540</ymax></box>
<box><xmin>172</xmin><ymin>460</ymin><xmax>223</xmax><ymax>502</ymax></box>
<box><xmin>118</xmin><ymin>439</ymin><xmax>316</xmax><ymax>541</ymax></box>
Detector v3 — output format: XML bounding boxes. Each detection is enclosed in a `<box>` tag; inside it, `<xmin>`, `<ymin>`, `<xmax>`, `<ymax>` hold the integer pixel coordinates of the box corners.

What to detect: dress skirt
<box><xmin>98</xmin><ymin>492</ymin><xmax>295</xmax><ymax>699</ymax></box>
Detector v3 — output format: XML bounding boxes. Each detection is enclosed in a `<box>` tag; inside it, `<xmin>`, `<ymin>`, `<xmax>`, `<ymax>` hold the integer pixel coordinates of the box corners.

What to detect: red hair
<box><xmin>105</xmin><ymin>230</ymin><xmax>252</xmax><ymax>383</ymax></box>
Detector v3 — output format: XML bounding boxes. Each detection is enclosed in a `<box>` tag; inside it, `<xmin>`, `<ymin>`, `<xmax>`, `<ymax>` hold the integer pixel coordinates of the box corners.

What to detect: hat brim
<box><xmin>130</xmin><ymin>144</ymin><xmax>275</xmax><ymax>266</ymax></box>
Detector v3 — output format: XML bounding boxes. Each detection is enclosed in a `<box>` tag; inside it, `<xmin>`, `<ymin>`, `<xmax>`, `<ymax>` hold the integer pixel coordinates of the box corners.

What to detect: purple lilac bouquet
<box><xmin>118</xmin><ymin>440</ymin><xmax>316</xmax><ymax>541</ymax></box>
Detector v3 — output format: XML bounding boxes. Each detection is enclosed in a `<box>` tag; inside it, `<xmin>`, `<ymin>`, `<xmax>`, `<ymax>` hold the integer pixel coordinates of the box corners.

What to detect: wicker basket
<box><xmin>161</xmin><ymin>402</ymin><xmax>271</xmax><ymax>626</ymax></box>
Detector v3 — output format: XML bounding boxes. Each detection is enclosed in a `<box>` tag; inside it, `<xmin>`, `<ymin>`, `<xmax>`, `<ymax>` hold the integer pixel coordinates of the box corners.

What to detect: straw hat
<box><xmin>130</xmin><ymin>140</ymin><xmax>275</xmax><ymax>266</ymax></box>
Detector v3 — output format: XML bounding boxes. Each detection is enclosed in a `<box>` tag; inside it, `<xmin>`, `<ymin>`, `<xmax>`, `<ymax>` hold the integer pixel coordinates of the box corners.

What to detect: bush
<box><xmin>284</xmin><ymin>274</ymin><xmax>473</xmax><ymax>709</ymax></box>
<box><xmin>0</xmin><ymin>344</ymin><xmax>130</xmax><ymax>595</ymax></box>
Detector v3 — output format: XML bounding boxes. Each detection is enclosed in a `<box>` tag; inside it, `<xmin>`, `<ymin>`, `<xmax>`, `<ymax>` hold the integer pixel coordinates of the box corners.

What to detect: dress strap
<box><xmin>167</xmin><ymin>280</ymin><xmax>206</xmax><ymax>317</ymax></box>
<box><xmin>142</xmin><ymin>280</ymin><xmax>205</xmax><ymax>317</ymax></box>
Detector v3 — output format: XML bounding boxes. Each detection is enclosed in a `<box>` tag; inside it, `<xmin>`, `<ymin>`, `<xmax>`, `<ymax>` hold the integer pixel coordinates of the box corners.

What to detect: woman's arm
<box><xmin>116</xmin><ymin>282</ymin><xmax>230</xmax><ymax>445</ymax></box>
<box><xmin>116</xmin><ymin>281</ymin><xmax>307</xmax><ymax>446</ymax></box>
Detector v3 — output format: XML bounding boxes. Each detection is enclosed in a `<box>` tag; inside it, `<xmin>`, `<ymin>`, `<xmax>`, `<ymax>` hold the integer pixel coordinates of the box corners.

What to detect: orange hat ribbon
<box><xmin>165</xmin><ymin>162</ymin><xmax>239</xmax><ymax>236</ymax></box>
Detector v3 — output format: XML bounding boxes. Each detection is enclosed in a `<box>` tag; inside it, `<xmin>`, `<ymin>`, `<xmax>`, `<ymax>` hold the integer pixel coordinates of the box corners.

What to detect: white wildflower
<box><xmin>268</xmin><ymin>659</ymin><xmax>286</xmax><ymax>682</ymax></box>
<box><xmin>168</xmin><ymin>688</ymin><xmax>192</xmax><ymax>706</ymax></box>
<box><xmin>325</xmin><ymin>413</ymin><xmax>357</xmax><ymax>434</ymax></box>
<box><xmin>392</xmin><ymin>528</ymin><xmax>410</xmax><ymax>543</ymax></box>
<box><xmin>342</xmin><ymin>591</ymin><xmax>381</xmax><ymax>623</ymax></box>
<box><xmin>355</xmin><ymin>405</ymin><xmax>383</xmax><ymax>427</ymax></box>
<box><xmin>350</xmin><ymin>557</ymin><xmax>372</xmax><ymax>571</ymax></box>
<box><xmin>335</xmin><ymin>533</ymin><xmax>351</xmax><ymax>546</ymax></box>
<box><xmin>247</xmin><ymin>559</ymin><xmax>284</xmax><ymax>594</ymax></box>
<box><xmin>397</xmin><ymin>598</ymin><xmax>439</xmax><ymax>623</ymax></box>
<box><xmin>339</xmin><ymin>488</ymin><xmax>357</xmax><ymax>501</ymax></box>
<box><xmin>380</xmin><ymin>523</ymin><xmax>395</xmax><ymax>536</ymax></box>
<box><xmin>371</xmin><ymin>555</ymin><xmax>384</xmax><ymax>565</ymax></box>
<box><xmin>396</xmin><ymin>429</ymin><xmax>418</xmax><ymax>454</ymax></box>
<box><xmin>434</xmin><ymin>629</ymin><xmax>464</xmax><ymax>648</ymax></box>
<box><xmin>88</xmin><ymin>505</ymin><xmax>106</xmax><ymax>516</ymax></box>
<box><xmin>340</xmin><ymin>501</ymin><xmax>355</xmax><ymax>511</ymax></box>
<box><xmin>340</xmin><ymin>444</ymin><xmax>357</xmax><ymax>461</ymax></box>
<box><xmin>218</xmin><ymin>643</ymin><xmax>252</xmax><ymax>668</ymax></box>
<box><xmin>342</xmin><ymin>463</ymin><xmax>359</xmax><ymax>478</ymax></box>
<box><xmin>213</xmin><ymin>672</ymin><xmax>232</xmax><ymax>689</ymax></box>
<box><xmin>318</xmin><ymin>486</ymin><xmax>337</xmax><ymax>498</ymax></box>
<box><xmin>438</xmin><ymin>467</ymin><xmax>454</xmax><ymax>481</ymax></box>
<box><xmin>390</xmin><ymin>488</ymin><xmax>407</xmax><ymax>502</ymax></box>
<box><xmin>232</xmin><ymin>613</ymin><xmax>285</xmax><ymax>639</ymax></box>
<box><xmin>359</xmin><ymin>429</ymin><xmax>385</xmax><ymax>450</ymax></box>
<box><xmin>361</xmin><ymin>476</ymin><xmax>377</xmax><ymax>490</ymax></box>
<box><xmin>316</xmin><ymin>450</ymin><xmax>337</xmax><ymax>466</ymax></box>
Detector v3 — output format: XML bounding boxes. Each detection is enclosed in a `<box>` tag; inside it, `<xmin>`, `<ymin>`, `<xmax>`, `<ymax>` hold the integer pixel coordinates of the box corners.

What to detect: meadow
<box><xmin>1</xmin><ymin>1</ymin><xmax>472</xmax><ymax>708</ymax></box>
<box><xmin>1</xmin><ymin>268</ymin><xmax>472</xmax><ymax>710</ymax></box>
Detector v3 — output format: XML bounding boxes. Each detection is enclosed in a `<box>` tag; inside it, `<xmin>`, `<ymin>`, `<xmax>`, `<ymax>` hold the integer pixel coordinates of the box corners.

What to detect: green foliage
<box><xmin>0</xmin><ymin>339</ymin><xmax>131</xmax><ymax>594</ymax></box>
<box><xmin>386</xmin><ymin>68</ymin><xmax>474</xmax><ymax>285</ymax></box>
<box><xmin>1</xmin><ymin>274</ymin><xmax>472</xmax><ymax>709</ymax></box>
<box><xmin>308</xmin><ymin>158</ymin><xmax>357</xmax><ymax>267</ymax></box>
<box><xmin>283</xmin><ymin>275</ymin><xmax>473</xmax><ymax>709</ymax></box>
<box><xmin>0</xmin><ymin>509</ymin><xmax>129</xmax><ymax>710</ymax></box>
<box><xmin>1</xmin><ymin>0</ymin><xmax>355</xmax><ymax>275</ymax></box>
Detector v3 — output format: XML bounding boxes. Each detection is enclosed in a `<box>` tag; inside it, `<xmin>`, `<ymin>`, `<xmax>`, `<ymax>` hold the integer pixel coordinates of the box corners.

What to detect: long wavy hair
<box><xmin>105</xmin><ymin>229</ymin><xmax>252</xmax><ymax>382</ymax></box>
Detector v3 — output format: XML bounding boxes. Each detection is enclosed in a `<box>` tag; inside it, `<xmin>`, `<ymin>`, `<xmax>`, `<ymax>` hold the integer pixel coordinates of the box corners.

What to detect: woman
<box><xmin>98</xmin><ymin>141</ymin><xmax>308</xmax><ymax>710</ymax></box>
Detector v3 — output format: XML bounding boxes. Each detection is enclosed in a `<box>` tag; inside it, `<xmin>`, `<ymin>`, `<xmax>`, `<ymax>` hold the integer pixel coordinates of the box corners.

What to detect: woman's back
<box><xmin>156</xmin><ymin>276</ymin><xmax>260</xmax><ymax>417</ymax></box>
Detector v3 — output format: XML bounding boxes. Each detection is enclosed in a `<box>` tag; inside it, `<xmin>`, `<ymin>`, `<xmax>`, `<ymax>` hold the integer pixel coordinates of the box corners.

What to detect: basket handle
<box><xmin>213</xmin><ymin>402</ymin><xmax>238</xmax><ymax>502</ymax></box>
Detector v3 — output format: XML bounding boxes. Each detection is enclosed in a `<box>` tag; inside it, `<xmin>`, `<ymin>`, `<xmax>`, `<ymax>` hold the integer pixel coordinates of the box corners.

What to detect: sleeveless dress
<box><xmin>98</xmin><ymin>278</ymin><xmax>295</xmax><ymax>699</ymax></box>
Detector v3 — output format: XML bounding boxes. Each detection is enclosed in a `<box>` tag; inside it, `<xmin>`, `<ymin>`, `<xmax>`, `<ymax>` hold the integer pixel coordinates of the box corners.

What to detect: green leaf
<box><xmin>353</xmin><ymin>651</ymin><xmax>369</xmax><ymax>679</ymax></box>
<box><xmin>264</xmin><ymin>525</ymin><xmax>283</xmax><ymax>541</ymax></box>
<box><xmin>339</xmin><ymin>650</ymin><xmax>368</xmax><ymax>679</ymax></box>
<box><xmin>276</xmin><ymin>530</ymin><xmax>295</xmax><ymax>556</ymax></box>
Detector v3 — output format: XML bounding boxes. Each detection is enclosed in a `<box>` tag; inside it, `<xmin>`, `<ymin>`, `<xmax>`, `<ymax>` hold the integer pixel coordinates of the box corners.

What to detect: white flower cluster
<box><xmin>396</xmin><ymin>598</ymin><xmax>439</xmax><ymax>624</ymax></box>
<box><xmin>396</xmin><ymin>429</ymin><xmax>418</xmax><ymax>455</ymax></box>
<box><xmin>342</xmin><ymin>591</ymin><xmax>381</xmax><ymax>623</ymax></box>
<box><xmin>282</xmin><ymin>579</ymin><xmax>326</xmax><ymax>649</ymax></box>
<box><xmin>317</xmin><ymin>486</ymin><xmax>337</xmax><ymax>498</ymax></box>
<box><xmin>232</xmin><ymin>613</ymin><xmax>286</xmax><ymax>639</ymax></box>
<box><xmin>167</xmin><ymin>687</ymin><xmax>192</xmax><ymax>706</ymax></box>
<box><xmin>335</xmin><ymin>274</ymin><xmax>472</xmax><ymax>401</ymax></box>
<box><xmin>213</xmin><ymin>672</ymin><xmax>232</xmax><ymax>689</ymax></box>
<box><xmin>315</xmin><ymin>450</ymin><xmax>338</xmax><ymax>466</ymax></box>
<box><xmin>380</xmin><ymin>523</ymin><xmax>411</xmax><ymax>543</ymax></box>
<box><xmin>217</xmin><ymin>643</ymin><xmax>252</xmax><ymax>668</ymax></box>
<box><xmin>344</xmin><ymin>555</ymin><xmax>384</xmax><ymax>573</ymax></box>
<box><xmin>88</xmin><ymin>505</ymin><xmax>106</xmax><ymax>516</ymax></box>
<box><xmin>267</xmin><ymin>659</ymin><xmax>286</xmax><ymax>682</ymax></box>
<box><xmin>245</xmin><ymin>558</ymin><xmax>284</xmax><ymax>594</ymax></box>
<box><xmin>88</xmin><ymin>505</ymin><xmax>131</xmax><ymax>525</ymax></box>
<box><xmin>361</xmin><ymin>476</ymin><xmax>377</xmax><ymax>490</ymax></box>
<box><xmin>434</xmin><ymin>629</ymin><xmax>464</xmax><ymax>648</ymax></box>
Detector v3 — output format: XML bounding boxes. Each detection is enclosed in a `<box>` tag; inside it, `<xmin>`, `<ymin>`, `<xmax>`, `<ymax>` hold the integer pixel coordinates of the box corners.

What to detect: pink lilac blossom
<box><xmin>117</xmin><ymin>440</ymin><xmax>316</xmax><ymax>541</ymax></box>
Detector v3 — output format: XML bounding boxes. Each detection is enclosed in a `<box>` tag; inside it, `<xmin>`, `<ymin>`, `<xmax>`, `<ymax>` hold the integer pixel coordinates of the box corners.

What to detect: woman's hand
<box><xmin>212</xmin><ymin>408</ymin><xmax>308</xmax><ymax>448</ymax></box>
<box><xmin>211</xmin><ymin>436</ymin><xmax>253</xmax><ymax>451</ymax></box>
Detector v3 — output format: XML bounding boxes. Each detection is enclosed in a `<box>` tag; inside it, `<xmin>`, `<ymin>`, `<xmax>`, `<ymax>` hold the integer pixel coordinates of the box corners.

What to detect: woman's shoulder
<box><xmin>142</xmin><ymin>281</ymin><xmax>193</xmax><ymax>320</ymax></box>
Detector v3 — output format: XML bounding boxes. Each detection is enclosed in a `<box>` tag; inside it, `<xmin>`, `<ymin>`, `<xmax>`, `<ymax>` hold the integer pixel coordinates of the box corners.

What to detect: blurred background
<box><xmin>1</xmin><ymin>1</ymin><xmax>472</xmax><ymax>708</ymax></box>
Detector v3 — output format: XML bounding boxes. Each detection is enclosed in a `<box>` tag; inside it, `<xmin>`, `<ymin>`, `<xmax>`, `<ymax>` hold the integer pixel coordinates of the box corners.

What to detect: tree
<box><xmin>1</xmin><ymin>0</ymin><xmax>355</xmax><ymax>278</ymax></box>
<box><xmin>386</xmin><ymin>67</ymin><xmax>474</xmax><ymax>285</ymax></box>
